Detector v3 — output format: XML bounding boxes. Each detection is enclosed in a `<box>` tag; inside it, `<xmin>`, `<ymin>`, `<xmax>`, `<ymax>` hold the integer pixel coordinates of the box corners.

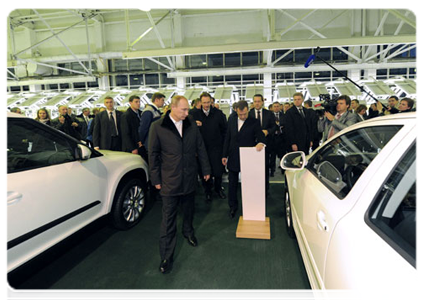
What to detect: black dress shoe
<box><xmin>159</xmin><ymin>259</ymin><xmax>173</xmax><ymax>274</ymax></box>
<box><xmin>185</xmin><ymin>235</ymin><xmax>198</xmax><ymax>247</ymax></box>
<box><xmin>229</xmin><ymin>209</ymin><xmax>236</xmax><ymax>219</ymax></box>
<box><xmin>216</xmin><ymin>190</ymin><xmax>226</xmax><ymax>199</ymax></box>
<box><xmin>205</xmin><ymin>194</ymin><xmax>212</xmax><ymax>203</ymax></box>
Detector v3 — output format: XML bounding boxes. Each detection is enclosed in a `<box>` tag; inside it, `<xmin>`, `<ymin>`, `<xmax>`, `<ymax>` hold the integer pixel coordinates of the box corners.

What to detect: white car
<box><xmin>281</xmin><ymin>112</ymin><xmax>416</xmax><ymax>290</ymax></box>
<box><xmin>7</xmin><ymin>112</ymin><xmax>149</xmax><ymax>273</ymax></box>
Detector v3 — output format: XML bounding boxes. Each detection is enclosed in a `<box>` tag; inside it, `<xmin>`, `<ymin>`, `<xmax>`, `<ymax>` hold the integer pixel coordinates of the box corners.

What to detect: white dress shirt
<box><xmin>169</xmin><ymin>114</ymin><xmax>183</xmax><ymax>137</ymax></box>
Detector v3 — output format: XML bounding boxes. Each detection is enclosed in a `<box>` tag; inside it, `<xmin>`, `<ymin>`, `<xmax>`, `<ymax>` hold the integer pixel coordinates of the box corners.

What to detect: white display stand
<box><xmin>236</xmin><ymin>147</ymin><xmax>270</xmax><ymax>240</ymax></box>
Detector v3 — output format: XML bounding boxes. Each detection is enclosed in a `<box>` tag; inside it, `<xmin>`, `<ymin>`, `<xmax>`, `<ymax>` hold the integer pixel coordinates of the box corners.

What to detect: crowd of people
<box><xmin>9</xmin><ymin>92</ymin><xmax>415</xmax><ymax>274</ymax></box>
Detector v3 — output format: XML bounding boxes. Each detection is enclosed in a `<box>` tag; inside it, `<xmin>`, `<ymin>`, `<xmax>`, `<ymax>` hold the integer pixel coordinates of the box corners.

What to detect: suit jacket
<box><xmin>148</xmin><ymin>112</ymin><xmax>211</xmax><ymax>197</ymax></box>
<box><xmin>121</xmin><ymin>107</ymin><xmax>142</xmax><ymax>153</ymax></box>
<box><xmin>93</xmin><ymin>110</ymin><xmax>123</xmax><ymax>150</ymax></box>
<box><xmin>318</xmin><ymin>110</ymin><xmax>358</xmax><ymax>141</ymax></box>
<box><xmin>248</xmin><ymin>108</ymin><xmax>277</xmax><ymax>145</ymax></box>
<box><xmin>284</xmin><ymin>106</ymin><xmax>313</xmax><ymax>152</ymax></box>
<box><xmin>75</xmin><ymin>114</ymin><xmax>91</xmax><ymax>140</ymax></box>
<box><xmin>222</xmin><ymin>116</ymin><xmax>266</xmax><ymax>172</ymax></box>
<box><xmin>190</xmin><ymin>107</ymin><xmax>228</xmax><ymax>176</ymax></box>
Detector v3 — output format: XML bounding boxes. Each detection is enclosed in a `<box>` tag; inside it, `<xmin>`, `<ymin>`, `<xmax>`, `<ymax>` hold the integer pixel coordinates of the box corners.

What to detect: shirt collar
<box><xmin>169</xmin><ymin>114</ymin><xmax>182</xmax><ymax>125</ymax></box>
<box><xmin>150</xmin><ymin>103</ymin><xmax>159</xmax><ymax>110</ymax></box>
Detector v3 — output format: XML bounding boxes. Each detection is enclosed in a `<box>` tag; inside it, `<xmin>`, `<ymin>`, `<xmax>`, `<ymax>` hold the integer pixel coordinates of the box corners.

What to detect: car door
<box><xmin>293</xmin><ymin>124</ymin><xmax>403</xmax><ymax>288</ymax></box>
<box><xmin>7</xmin><ymin>117</ymin><xmax>107</xmax><ymax>272</ymax></box>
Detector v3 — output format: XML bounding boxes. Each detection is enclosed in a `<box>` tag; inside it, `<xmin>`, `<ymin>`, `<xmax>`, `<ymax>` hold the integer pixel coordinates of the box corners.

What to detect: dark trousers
<box><xmin>159</xmin><ymin>192</ymin><xmax>195</xmax><ymax>261</ymax></box>
<box><xmin>228</xmin><ymin>171</ymin><xmax>240</xmax><ymax>211</ymax></box>
<box><xmin>110</xmin><ymin>136</ymin><xmax>122</xmax><ymax>151</ymax></box>
<box><xmin>203</xmin><ymin>176</ymin><xmax>223</xmax><ymax>196</ymax></box>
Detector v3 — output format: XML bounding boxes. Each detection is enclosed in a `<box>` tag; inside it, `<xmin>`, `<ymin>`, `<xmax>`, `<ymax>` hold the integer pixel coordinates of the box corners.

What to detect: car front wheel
<box><xmin>284</xmin><ymin>182</ymin><xmax>295</xmax><ymax>238</ymax></box>
<box><xmin>111</xmin><ymin>178</ymin><xmax>146</xmax><ymax>230</ymax></box>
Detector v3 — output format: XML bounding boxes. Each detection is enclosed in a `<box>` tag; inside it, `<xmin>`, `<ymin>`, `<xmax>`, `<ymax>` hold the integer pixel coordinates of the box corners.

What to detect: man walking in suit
<box><xmin>190</xmin><ymin>92</ymin><xmax>228</xmax><ymax>202</ymax></box>
<box><xmin>318</xmin><ymin>95</ymin><xmax>358</xmax><ymax>142</ymax></box>
<box><xmin>93</xmin><ymin>96</ymin><xmax>122</xmax><ymax>151</ymax></box>
<box><xmin>222</xmin><ymin>100</ymin><xmax>266</xmax><ymax>219</ymax></box>
<box><xmin>121</xmin><ymin>95</ymin><xmax>142</xmax><ymax>154</ymax></box>
<box><xmin>249</xmin><ymin>94</ymin><xmax>276</xmax><ymax>194</ymax></box>
<box><xmin>284</xmin><ymin>92</ymin><xmax>314</xmax><ymax>154</ymax></box>
<box><xmin>148</xmin><ymin>95</ymin><xmax>211</xmax><ymax>274</ymax></box>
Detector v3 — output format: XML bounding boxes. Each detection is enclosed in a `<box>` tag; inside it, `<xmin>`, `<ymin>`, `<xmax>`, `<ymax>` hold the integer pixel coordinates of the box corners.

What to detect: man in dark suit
<box><xmin>190</xmin><ymin>92</ymin><xmax>228</xmax><ymax>202</ymax></box>
<box><xmin>93</xmin><ymin>96</ymin><xmax>122</xmax><ymax>151</ymax></box>
<box><xmin>222</xmin><ymin>100</ymin><xmax>266</xmax><ymax>219</ymax></box>
<box><xmin>304</xmin><ymin>100</ymin><xmax>321</xmax><ymax>152</ymax></box>
<box><xmin>284</xmin><ymin>92</ymin><xmax>314</xmax><ymax>154</ymax></box>
<box><xmin>148</xmin><ymin>95</ymin><xmax>211</xmax><ymax>274</ymax></box>
<box><xmin>248</xmin><ymin>94</ymin><xmax>276</xmax><ymax>193</ymax></box>
<box><xmin>269</xmin><ymin>102</ymin><xmax>286</xmax><ymax>176</ymax></box>
<box><xmin>76</xmin><ymin>107</ymin><xmax>91</xmax><ymax>143</ymax></box>
<box><xmin>121</xmin><ymin>95</ymin><xmax>142</xmax><ymax>154</ymax></box>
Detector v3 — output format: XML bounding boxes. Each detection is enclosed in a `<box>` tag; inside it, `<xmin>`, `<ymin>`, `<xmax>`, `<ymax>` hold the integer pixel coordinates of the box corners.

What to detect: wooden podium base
<box><xmin>236</xmin><ymin>216</ymin><xmax>271</xmax><ymax>240</ymax></box>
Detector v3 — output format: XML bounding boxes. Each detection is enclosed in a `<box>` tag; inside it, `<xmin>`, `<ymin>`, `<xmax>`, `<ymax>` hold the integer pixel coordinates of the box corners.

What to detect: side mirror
<box><xmin>280</xmin><ymin>151</ymin><xmax>307</xmax><ymax>170</ymax></box>
<box><xmin>77</xmin><ymin>144</ymin><xmax>92</xmax><ymax>160</ymax></box>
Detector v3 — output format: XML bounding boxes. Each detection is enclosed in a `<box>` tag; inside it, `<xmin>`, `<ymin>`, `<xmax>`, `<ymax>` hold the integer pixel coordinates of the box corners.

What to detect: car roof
<box><xmin>362</xmin><ymin>111</ymin><xmax>416</xmax><ymax>122</ymax></box>
<box><xmin>7</xmin><ymin>111</ymin><xmax>29</xmax><ymax>118</ymax></box>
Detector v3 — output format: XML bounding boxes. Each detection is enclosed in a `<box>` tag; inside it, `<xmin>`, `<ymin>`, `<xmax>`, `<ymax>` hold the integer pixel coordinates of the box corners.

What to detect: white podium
<box><xmin>236</xmin><ymin>147</ymin><xmax>271</xmax><ymax>240</ymax></box>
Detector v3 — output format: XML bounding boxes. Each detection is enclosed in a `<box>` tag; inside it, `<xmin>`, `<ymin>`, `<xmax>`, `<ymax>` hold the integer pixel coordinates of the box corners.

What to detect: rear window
<box><xmin>365</xmin><ymin>143</ymin><xmax>416</xmax><ymax>267</ymax></box>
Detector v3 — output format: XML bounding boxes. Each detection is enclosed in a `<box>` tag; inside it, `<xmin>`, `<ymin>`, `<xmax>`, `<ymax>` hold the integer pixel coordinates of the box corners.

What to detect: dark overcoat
<box><xmin>148</xmin><ymin>111</ymin><xmax>211</xmax><ymax>197</ymax></box>
<box><xmin>190</xmin><ymin>107</ymin><xmax>227</xmax><ymax>177</ymax></box>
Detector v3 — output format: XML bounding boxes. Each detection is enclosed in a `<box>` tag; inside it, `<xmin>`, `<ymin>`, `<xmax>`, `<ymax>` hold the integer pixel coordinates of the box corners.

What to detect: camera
<box><xmin>319</xmin><ymin>94</ymin><xmax>338</xmax><ymax>115</ymax></box>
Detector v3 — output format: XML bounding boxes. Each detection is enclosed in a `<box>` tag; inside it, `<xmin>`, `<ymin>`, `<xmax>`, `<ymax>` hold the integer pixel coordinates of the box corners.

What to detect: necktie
<box><xmin>110</xmin><ymin>112</ymin><xmax>118</xmax><ymax>136</ymax></box>
<box><xmin>299</xmin><ymin>108</ymin><xmax>305</xmax><ymax>118</ymax></box>
<box><xmin>257</xmin><ymin>110</ymin><xmax>261</xmax><ymax>126</ymax></box>
<box><xmin>327</xmin><ymin>113</ymin><xmax>341</xmax><ymax>139</ymax></box>
<box><xmin>85</xmin><ymin>116</ymin><xmax>89</xmax><ymax>125</ymax></box>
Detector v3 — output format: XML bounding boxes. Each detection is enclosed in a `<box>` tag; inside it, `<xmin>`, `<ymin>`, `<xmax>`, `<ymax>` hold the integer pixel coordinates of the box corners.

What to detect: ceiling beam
<box><xmin>167</xmin><ymin>61</ymin><xmax>416</xmax><ymax>78</ymax></box>
<box><xmin>123</xmin><ymin>35</ymin><xmax>416</xmax><ymax>59</ymax></box>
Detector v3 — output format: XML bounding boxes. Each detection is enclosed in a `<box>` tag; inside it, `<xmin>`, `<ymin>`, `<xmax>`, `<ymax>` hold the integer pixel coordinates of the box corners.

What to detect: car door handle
<box><xmin>317</xmin><ymin>210</ymin><xmax>329</xmax><ymax>231</ymax></box>
<box><xmin>7</xmin><ymin>191</ymin><xmax>23</xmax><ymax>205</ymax></box>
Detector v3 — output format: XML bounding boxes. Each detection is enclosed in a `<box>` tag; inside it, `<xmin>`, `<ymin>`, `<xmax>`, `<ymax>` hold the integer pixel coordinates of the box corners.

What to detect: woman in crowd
<box><xmin>35</xmin><ymin>108</ymin><xmax>51</xmax><ymax>125</ymax></box>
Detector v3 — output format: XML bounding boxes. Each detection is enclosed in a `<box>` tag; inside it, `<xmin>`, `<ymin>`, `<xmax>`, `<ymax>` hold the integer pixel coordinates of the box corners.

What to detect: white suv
<box><xmin>7</xmin><ymin>112</ymin><xmax>149</xmax><ymax>273</ymax></box>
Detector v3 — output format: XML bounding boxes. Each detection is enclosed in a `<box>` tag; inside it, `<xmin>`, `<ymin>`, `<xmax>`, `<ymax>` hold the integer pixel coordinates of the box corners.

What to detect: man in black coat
<box><xmin>51</xmin><ymin>105</ymin><xmax>81</xmax><ymax>140</ymax></box>
<box><xmin>248</xmin><ymin>94</ymin><xmax>277</xmax><ymax>194</ymax></box>
<box><xmin>284</xmin><ymin>92</ymin><xmax>314</xmax><ymax>154</ymax></box>
<box><xmin>121</xmin><ymin>95</ymin><xmax>142</xmax><ymax>154</ymax></box>
<box><xmin>190</xmin><ymin>92</ymin><xmax>228</xmax><ymax>202</ymax></box>
<box><xmin>93</xmin><ymin>96</ymin><xmax>123</xmax><ymax>151</ymax></box>
<box><xmin>148</xmin><ymin>95</ymin><xmax>211</xmax><ymax>274</ymax></box>
<box><xmin>222</xmin><ymin>100</ymin><xmax>266</xmax><ymax>219</ymax></box>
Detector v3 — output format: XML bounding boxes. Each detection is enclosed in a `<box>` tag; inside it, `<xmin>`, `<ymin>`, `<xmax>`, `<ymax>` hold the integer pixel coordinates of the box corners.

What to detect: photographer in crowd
<box><xmin>318</xmin><ymin>95</ymin><xmax>358</xmax><ymax>142</ymax></box>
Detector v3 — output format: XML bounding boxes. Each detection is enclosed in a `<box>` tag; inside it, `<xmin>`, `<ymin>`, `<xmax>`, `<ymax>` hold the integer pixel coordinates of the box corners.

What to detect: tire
<box><xmin>284</xmin><ymin>181</ymin><xmax>296</xmax><ymax>239</ymax></box>
<box><xmin>111</xmin><ymin>178</ymin><xmax>147</xmax><ymax>230</ymax></box>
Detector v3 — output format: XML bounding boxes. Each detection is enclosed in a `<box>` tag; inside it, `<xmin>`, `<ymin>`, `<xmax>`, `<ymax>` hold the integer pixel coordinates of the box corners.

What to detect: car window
<box><xmin>8</xmin><ymin>118</ymin><xmax>76</xmax><ymax>173</ymax></box>
<box><xmin>308</xmin><ymin>125</ymin><xmax>402</xmax><ymax>198</ymax></box>
<box><xmin>365</xmin><ymin>143</ymin><xmax>416</xmax><ymax>267</ymax></box>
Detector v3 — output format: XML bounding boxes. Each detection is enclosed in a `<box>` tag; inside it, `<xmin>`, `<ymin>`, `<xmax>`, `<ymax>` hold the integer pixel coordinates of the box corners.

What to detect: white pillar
<box><xmin>263</xmin><ymin>73</ymin><xmax>272</xmax><ymax>102</ymax></box>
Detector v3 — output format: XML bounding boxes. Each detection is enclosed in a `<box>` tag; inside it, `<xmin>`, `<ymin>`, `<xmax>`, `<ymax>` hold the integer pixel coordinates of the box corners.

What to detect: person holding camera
<box><xmin>318</xmin><ymin>95</ymin><xmax>358</xmax><ymax>142</ymax></box>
